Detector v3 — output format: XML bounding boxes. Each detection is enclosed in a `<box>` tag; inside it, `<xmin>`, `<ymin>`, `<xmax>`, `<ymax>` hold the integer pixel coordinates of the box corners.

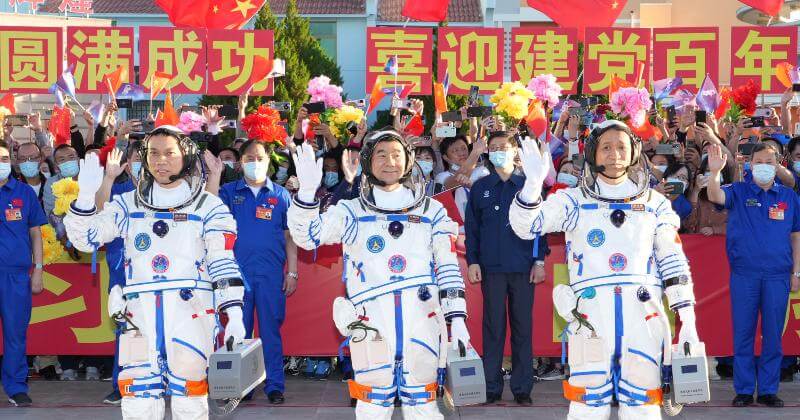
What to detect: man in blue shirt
<box><xmin>706</xmin><ymin>143</ymin><xmax>800</xmax><ymax>408</ymax></box>
<box><xmin>219</xmin><ymin>139</ymin><xmax>297</xmax><ymax>404</ymax></box>
<box><xmin>464</xmin><ymin>132</ymin><xmax>546</xmax><ymax>406</ymax></box>
<box><xmin>0</xmin><ymin>141</ymin><xmax>47</xmax><ymax>406</ymax></box>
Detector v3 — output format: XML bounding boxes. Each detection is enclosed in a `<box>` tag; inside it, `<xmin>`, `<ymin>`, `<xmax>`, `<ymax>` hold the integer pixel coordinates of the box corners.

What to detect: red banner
<box><xmin>138</xmin><ymin>26</ymin><xmax>207</xmax><ymax>94</ymax></box>
<box><xmin>0</xmin><ymin>27</ymin><xmax>62</xmax><ymax>94</ymax></box>
<box><xmin>652</xmin><ymin>27</ymin><xmax>719</xmax><ymax>92</ymax></box>
<box><xmin>583</xmin><ymin>27</ymin><xmax>651</xmax><ymax>94</ymax></box>
<box><xmin>67</xmin><ymin>27</ymin><xmax>134</xmax><ymax>94</ymax></box>
<box><xmin>366</xmin><ymin>27</ymin><xmax>434</xmax><ymax>96</ymax></box>
<box><xmin>511</xmin><ymin>27</ymin><xmax>579</xmax><ymax>94</ymax></box>
<box><xmin>438</xmin><ymin>27</ymin><xmax>505</xmax><ymax>95</ymax></box>
<box><xmin>206</xmin><ymin>29</ymin><xmax>274</xmax><ymax>96</ymax></box>
<box><xmin>731</xmin><ymin>26</ymin><xmax>798</xmax><ymax>94</ymax></box>
<box><xmin>11</xmin><ymin>233</ymin><xmax>800</xmax><ymax>357</ymax></box>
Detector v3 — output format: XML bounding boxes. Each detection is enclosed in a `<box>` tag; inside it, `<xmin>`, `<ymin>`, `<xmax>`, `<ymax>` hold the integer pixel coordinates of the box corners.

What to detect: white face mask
<box><xmin>653</xmin><ymin>165</ymin><xmax>667</xmax><ymax>174</ymax></box>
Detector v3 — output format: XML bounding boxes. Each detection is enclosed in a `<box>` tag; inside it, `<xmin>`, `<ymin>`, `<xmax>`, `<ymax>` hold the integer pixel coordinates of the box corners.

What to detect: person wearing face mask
<box><xmin>411</xmin><ymin>146</ymin><xmax>441</xmax><ymax>196</ymax></box>
<box><xmin>0</xmin><ymin>141</ymin><xmax>47</xmax><ymax>407</ymax></box>
<box><xmin>651</xmin><ymin>154</ymin><xmax>693</xmax><ymax>221</ymax></box>
<box><xmin>15</xmin><ymin>142</ymin><xmax>46</xmax><ymax>206</ymax></box>
<box><xmin>92</xmin><ymin>141</ymin><xmax>142</xmax><ymax>405</ymax></box>
<box><xmin>686</xmin><ymin>158</ymin><xmax>728</xmax><ymax>236</ymax></box>
<box><xmin>218</xmin><ymin>147</ymin><xmax>242</xmax><ymax>184</ymax></box>
<box><xmin>219</xmin><ymin>139</ymin><xmax>297</xmax><ymax>404</ymax></box>
<box><xmin>314</xmin><ymin>152</ymin><xmax>343</xmax><ymax>212</ymax></box>
<box><xmin>555</xmin><ymin>159</ymin><xmax>581</xmax><ymax>188</ymax></box>
<box><xmin>706</xmin><ymin>143</ymin><xmax>800</xmax><ymax>408</ymax></box>
<box><xmin>464</xmin><ymin>132</ymin><xmax>546</xmax><ymax>405</ymax></box>
<box><xmin>43</xmin><ymin>144</ymin><xmax>80</xmax><ymax>217</ymax></box>
<box><xmin>785</xmin><ymin>137</ymin><xmax>800</xmax><ymax>190</ymax></box>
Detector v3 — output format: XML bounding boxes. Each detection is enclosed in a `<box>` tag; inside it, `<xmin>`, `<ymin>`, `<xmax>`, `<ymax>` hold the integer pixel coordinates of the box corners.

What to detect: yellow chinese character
<box><xmin>441</xmin><ymin>31</ymin><xmax>501</xmax><ymax>92</ymax></box>
<box><xmin>515</xmin><ymin>30</ymin><xmax>574</xmax><ymax>91</ymax></box>
<box><xmin>587</xmin><ymin>30</ymin><xmax>647</xmax><ymax>92</ymax></box>
<box><xmin>368</xmin><ymin>30</ymin><xmax>430</xmax><ymax>93</ymax></box>
<box><xmin>145</xmin><ymin>30</ymin><xmax>204</xmax><ymax>92</ymax></box>
<box><xmin>70</xmin><ymin>29</ymin><xmax>131</xmax><ymax>91</ymax></box>
<box><xmin>734</xmin><ymin>29</ymin><xmax>790</xmax><ymax>90</ymax></box>
<box><xmin>656</xmin><ymin>32</ymin><xmax>716</xmax><ymax>88</ymax></box>
<box><xmin>0</xmin><ymin>31</ymin><xmax>59</xmax><ymax>91</ymax></box>
<box><xmin>211</xmin><ymin>32</ymin><xmax>270</xmax><ymax>92</ymax></box>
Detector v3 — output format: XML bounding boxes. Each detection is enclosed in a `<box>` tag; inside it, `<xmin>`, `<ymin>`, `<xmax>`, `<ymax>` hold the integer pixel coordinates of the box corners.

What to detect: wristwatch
<box><xmin>534</xmin><ymin>260</ymin><xmax>545</xmax><ymax>267</ymax></box>
<box><xmin>286</xmin><ymin>272</ymin><xmax>298</xmax><ymax>280</ymax></box>
<box><xmin>34</xmin><ymin>263</ymin><xmax>43</xmax><ymax>270</ymax></box>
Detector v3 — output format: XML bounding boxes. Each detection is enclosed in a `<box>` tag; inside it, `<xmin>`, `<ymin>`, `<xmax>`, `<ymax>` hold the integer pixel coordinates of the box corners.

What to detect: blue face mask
<box><xmin>793</xmin><ymin>161</ymin><xmax>800</xmax><ymax>174</ymax></box>
<box><xmin>557</xmin><ymin>172</ymin><xmax>578</xmax><ymax>187</ymax></box>
<box><xmin>243</xmin><ymin>161</ymin><xmax>268</xmax><ymax>182</ymax></box>
<box><xmin>416</xmin><ymin>160</ymin><xmax>434</xmax><ymax>176</ymax></box>
<box><xmin>323</xmin><ymin>171</ymin><xmax>339</xmax><ymax>187</ymax></box>
<box><xmin>0</xmin><ymin>162</ymin><xmax>10</xmax><ymax>180</ymax></box>
<box><xmin>130</xmin><ymin>162</ymin><xmax>142</xmax><ymax>180</ymax></box>
<box><xmin>743</xmin><ymin>161</ymin><xmax>751</xmax><ymax>172</ymax></box>
<box><xmin>58</xmin><ymin>160</ymin><xmax>79</xmax><ymax>178</ymax></box>
<box><xmin>752</xmin><ymin>164</ymin><xmax>776</xmax><ymax>184</ymax></box>
<box><xmin>355</xmin><ymin>164</ymin><xmax>362</xmax><ymax>177</ymax></box>
<box><xmin>19</xmin><ymin>161</ymin><xmax>40</xmax><ymax>178</ymax></box>
<box><xmin>489</xmin><ymin>150</ymin><xmax>514</xmax><ymax>168</ymax></box>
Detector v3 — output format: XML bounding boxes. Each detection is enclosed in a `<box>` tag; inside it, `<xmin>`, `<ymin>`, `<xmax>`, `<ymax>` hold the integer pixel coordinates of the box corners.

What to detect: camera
<box><xmin>749</xmin><ymin>116</ymin><xmax>765</xmax><ymax>127</ymax></box>
<box><xmin>441</xmin><ymin>111</ymin><xmax>463</xmax><ymax>123</ymax></box>
<box><xmin>435</xmin><ymin>124</ymin><xmax>456</xmax><ymax>138</ymax></box>
<box><xmin>302</xmin><ymin>101</ymin><xmax>326</xmax><ymax>114</ymax></box>
<box><xmin>655</xmin><ymin>142</ymin><xmax>681</xmax><ymax>156</ymax></box>
<box><xmin>189</xmin><ymin>131</ymin><xmax>211</xmax><ymax>143</ymax></box>
<box><xmin>466</xmin><ymin>106</ymin><xmax>492</xmax><ymax>118</ymax></box>
<box><xmin>5</xmin><ymin>114</ymin><xmax>29</xmax><ymax>126</ymax></box>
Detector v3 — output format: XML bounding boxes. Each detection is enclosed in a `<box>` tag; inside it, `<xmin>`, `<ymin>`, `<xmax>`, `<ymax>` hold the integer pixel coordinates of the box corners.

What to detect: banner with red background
<box><xmin>437</xmin><ymin>27</ymin><xmax>505</xmax><ymax>95</ymax></box>
<box><xmin>652</xmin><ymin>27</ymin><xmax>719</xmax><ymax>93</ymax></box>
<box><xmin>511</xmin><ymin>27</ymin><xmax>579</xmax><ymax>94</ymax></box>
<box><xmin>0</xmin><ymin>26</ymin><xmax>62</xmax><ymax>94</ymax></box>
<box><xmin>206</xmin><ymin>29</ymin><xmax>274</xmax><ymax>96</ymax></box>
<box><xmin>67</xmin><ymin>27</ymin><xmax>135</xmax><ymax>94</ymax></box>
<box><xmin>366</xmin><ymin>27</ymin><xmax>433</xmax><ymax>96</ymax></box>
<box><xmin>583</xmin><ymin>27</ymin><xmax>651</xmax><ymax>94</ymax></box>
<box><xmin>730</xmin><ymin>26</ymin><xmax>798</xmax><ymax>94</ymax></box>
<box><xmin>138</xmin><ymin>27</ymin><xmax>208</xmax><ymax>94</ymax></box>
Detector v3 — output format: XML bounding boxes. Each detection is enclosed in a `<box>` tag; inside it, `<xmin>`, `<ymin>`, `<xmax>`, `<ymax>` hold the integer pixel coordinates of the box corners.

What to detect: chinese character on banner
<box><xmin>207</xmin><ymin>30</ymin><xmax>274</xmax><ymax>96</ymax></box>
<box><xmin>139</xmin><ymin>27</ymin><xmax>206</xmax><ymax>94</ymax></box>
<box><xmin>652</xmin><ymin>28</ymin><xmax>719</xmax><ymax>92</ymax></box>
<box><xmin>58</xmin><ymin>0</ymin><xmax>93</xmax><ymax>14</ymax></box>
<box><xmin>0</xmin><ymin>27</ymin><xmax>62</xmax><ymax>93</ymax></box>
<box><xmin>67</xmin><ymin>27</ymin><xmax>133</xmax><ymax>94</ymax></box>
<box><xmin>511</xmin><ymin>27</ymin><xmax>578</xmax><ymax>94</ymax></box>
<box><xmin>731</xmin><ymin>26</ymin><xmax>798</xmax><ymax>94</ymax></box>
<box><xmin>366</xmin><ymin>28</ymin><xmax>433</xmax><ymax>95</ymax></box>
<box><xmin>438</xmin><ymin>27</ymin><xmax>504</xmax><ymax>94</ymax></box>
<box><xmin>10</xmin><ymin>0</ymin><xmax>48</xmax><ymax>9</ymax></box>
<box><xmin>583</xmin><ymin>28</ymin><xmax>651</xmax><ymax>94</ymax></box>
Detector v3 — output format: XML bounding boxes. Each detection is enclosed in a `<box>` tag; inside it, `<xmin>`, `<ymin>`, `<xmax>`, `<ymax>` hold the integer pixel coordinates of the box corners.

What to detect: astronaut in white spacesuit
<box><xmin>509</xmin><ymin>120</ymin><xmax>700</xmax><ymax>420</ymax></box>
<box><xmin>64</xmin><ymin>126</ymin><xmax>246</xmax><ymax>420</ymax></box>
<box><xmin>288</xmin><ymin>130</ymin><xmax>471</xmax><ymax>419</ymax></box>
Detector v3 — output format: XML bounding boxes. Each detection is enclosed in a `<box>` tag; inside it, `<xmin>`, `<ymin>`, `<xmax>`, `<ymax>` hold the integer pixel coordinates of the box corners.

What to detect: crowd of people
<box><xmin>1</xmin><ymin>78</ymin><xmax>800</xmax><ymax>413</ymax></box>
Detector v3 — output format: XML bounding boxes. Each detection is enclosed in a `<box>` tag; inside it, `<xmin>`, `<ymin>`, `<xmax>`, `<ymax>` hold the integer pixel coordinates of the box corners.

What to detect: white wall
<box><xmin>336</xmin><ymin>18</ymin><xmax>368</xmax><ymax>102</ymax></box>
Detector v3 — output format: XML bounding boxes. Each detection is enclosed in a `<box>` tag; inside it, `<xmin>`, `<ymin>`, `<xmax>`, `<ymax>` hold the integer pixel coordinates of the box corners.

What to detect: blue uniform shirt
<box><xmin>465</xmin><ymin>171</ymin><xmax>541</xmax><ymax>274</ymax></box>
<box><xmin>722</xmin><ymin>181</ymin><xmax>800</xmax><ymax>274</ymax></box>
<box><xmin>0</xmin><ymin>178</ymin><xmax>48</xmax><ymax>271</ymax></box>
<box><xmin>220</xmin><ymin>178</ymin><xmax>291</xmax><ymax>274</ymax></box>
<box><xmin>106</xmin><ymin>179</ymin><xmax>135</xmax><ymax>287</ymax></box>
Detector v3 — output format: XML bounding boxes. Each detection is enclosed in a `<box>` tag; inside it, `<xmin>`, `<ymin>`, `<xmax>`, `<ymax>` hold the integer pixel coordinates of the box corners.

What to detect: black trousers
<box><xmin>480</xmin><ymin>271</ymin><xmax>534</xmax><ymax>396</ymax></box>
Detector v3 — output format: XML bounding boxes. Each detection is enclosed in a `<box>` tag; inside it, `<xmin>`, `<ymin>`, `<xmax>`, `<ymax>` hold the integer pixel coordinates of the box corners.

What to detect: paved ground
<box><xmin>1</xmin><ymin>374</ymin><xmax>800</xmax><ymax>419</ymax></box>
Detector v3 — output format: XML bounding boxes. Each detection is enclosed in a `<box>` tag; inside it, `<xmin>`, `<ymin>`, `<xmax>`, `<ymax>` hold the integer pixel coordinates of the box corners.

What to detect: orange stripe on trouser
<box><xmin>348</xmin><ymin>380</ymin><xmax>438</xmax><ymax>403</ymax></box>
<box><xmin>563</xmin><ymin>380</ymin><xmax>663</xmax><ymax>405</ymax></box>
<box><xmin>118</xmin><ymin>378</ymin><xmax>208</xmax><ymax>397</ymax></box>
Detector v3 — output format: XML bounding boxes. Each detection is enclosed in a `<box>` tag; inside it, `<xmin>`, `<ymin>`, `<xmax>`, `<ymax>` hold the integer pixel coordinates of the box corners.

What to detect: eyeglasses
<box><xmin>16</xmin><ymin>156</ymin><xmax>39</xmax><ymax>163</ymax></box>
<box><xmin>488</xmin><ymin>146</ymin><xmax>514</xmax><ymax>153</ymax></box>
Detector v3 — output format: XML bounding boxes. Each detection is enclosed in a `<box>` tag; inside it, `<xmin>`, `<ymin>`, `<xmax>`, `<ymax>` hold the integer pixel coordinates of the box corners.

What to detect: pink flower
<box><xmin>610</xmin><ymin>87</ymin><xmax>652</xmax><ymax>128</ymax></box>
<box><xmin>307</xmin><ymin>75</ymin><xmax>343</xmax><ymax>109</ymax></box>
<box><xmin>526</xmin><ymin>74</ymin><xmax>562</xmax><ymax>107</ymax></box>
<box><xmin>177</xmin><ymin>111</ymin><xmax>205</xmax><ymax>133</ymax></box>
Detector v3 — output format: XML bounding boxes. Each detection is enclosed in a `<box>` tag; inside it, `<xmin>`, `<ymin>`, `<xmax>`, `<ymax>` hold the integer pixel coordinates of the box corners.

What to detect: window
<box><xmin>310</xmin><ymin>22</ymin><xmax>337</xmax><ymax>61</ymax></box>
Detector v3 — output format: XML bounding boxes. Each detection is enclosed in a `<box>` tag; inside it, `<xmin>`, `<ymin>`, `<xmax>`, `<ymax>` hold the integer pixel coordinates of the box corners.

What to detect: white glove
<box><xmin>291</xmin><ymin>142</ymin><xmax>323</xmax><ymax>203</ymax></box>
<box><xmin>518</xmin><ymin>136</ymin><xmax>551</xmax><ymax>203</ymax></box>
<box><xmin>75</xmin><ymin>153</ymin><xmax>104</xmax><ymax>210</ymax></box>
<box><xmin>449</xmin><ymin>317</ymin><xmax>471</xmax><ymax>351</ymax></box>
<box><xmin>107</xmin><ymin>285</ymin><xmax>126</xmax><ymax>318</ymax></box>
<box><xmin>224</xmin><ymin>306</ymin><xmax>246</xmax><ymax>346</ymax></box>
<box><xmin>332</xmin><ymin>296</ymin><xmax>359</xmax><ymax>337</ymax></box>
<box><xmin>677</xmin><ymin>306</ymin><xmax>700</xmax><ymax>345</ymax></box>
<box><xmin>552</xmin><ymin>284</ymin><xmax>577</xmax><ymax>323</ymax></box>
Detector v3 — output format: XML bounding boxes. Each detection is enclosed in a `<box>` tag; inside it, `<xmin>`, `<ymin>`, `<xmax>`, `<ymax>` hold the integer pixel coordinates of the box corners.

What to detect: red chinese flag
<box><xmin>402</xmin><ymin>0</ymin><xmax>449</xmax><ymax>22</ymax></box>
<box><xmin>609</xmin><ymin>75</ymin><xmax>633</xmax><ymax>97</ymax></box>
<box><xmin>526</xmin><ymin>0</ymin><xmax>627</xmax><ymax>41</ymax></box>
<box><xmin>49</xmin><ymin>106</ymin><xmax>72</xmax><ymax>146</ymax></box>
<box><xmin>157</xmin><ymin>0</ymin><xmax>266</xmax><ymax>29</ymax></box>
<box><xmin>432</xmin><ymin>190</ymin><xmax>463</xmax><ymax>226</ymax></box>
<box><xmin>0</xmin><ymin>93</ymin><xmax>15</xmax><ymax>114</ymax></box>
<box><xmin>739</xmin><ymin>0</ymin><xmax>784</xmax><ymax>16</ymax></box>
<box><xmin>433</xmin><ymin>82</ymin><xmax>448</xmax><ymax>114</ymax></box>
<box><xmin>150</xmin><ymin>72</ymin><xmax>172</xmax><ymax>100</ymax></box>
<box><xmin>249</xmin><ymin>56</ymin><xmax>273</xmax><ymax>88</ymax></box>
<box><xmin>403</xmin><ymin>114</ymin><xmax>425</xmax><ymax>137</ymax></box>
<box><xmin>103</xmin><ymin>66</ymin><xmax>128</xmax><ymax>97</ymax></box>
<box><xmin>367</xmin><ymin>79</ymin><xmax>386</xmax><ymax>115</ymax></box>
<box><xmin>525</xmin><ymin>100</ymin><xmax>548</xmax><ymax>140</ymax></box>
<box><xmin>155</xmin><ymin>91</ymin><xmax>179</xmax><ymax>127</ymax></box>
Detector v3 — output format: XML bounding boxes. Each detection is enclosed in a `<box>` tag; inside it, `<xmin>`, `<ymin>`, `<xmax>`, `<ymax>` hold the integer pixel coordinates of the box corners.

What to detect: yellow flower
<box><xmin>0</xmin><ymin>106</ymin><xmax>9</xmax><ymax>119</ymax></box>
<box><xmin>490</xmin><ymin>82</ymin><xmax>535</xmax><ymax>121</ymax></box>
<box><xmin>329</xmin><ymin>105</ymin><xmax>365</xmax><ymax>140</ymax></box>
<box><xmin>41</xmin><ymin>225</ymin><xmax>65</xmax><ymax>265</ymax></box>
<box><xmin>51</xmin><ymin>178</ymin><xmax>79</xmax><ymax>216</ymax></box>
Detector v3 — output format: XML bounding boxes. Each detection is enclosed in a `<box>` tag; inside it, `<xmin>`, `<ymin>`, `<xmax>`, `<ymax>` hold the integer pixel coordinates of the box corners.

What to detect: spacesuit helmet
<box><xmin>358</xmin><ymin>129</ymin><xmax>426</xmax><ymax>212</ymax></box>
<box><xmin>580</xmin><ymin>119</ymin><xmax>650</xmax><ymax>201</ymax></box>
<box><xmin>136</xmin><ymin>125</ymin><xmax>205</xmax><ymax>211</ymax></box>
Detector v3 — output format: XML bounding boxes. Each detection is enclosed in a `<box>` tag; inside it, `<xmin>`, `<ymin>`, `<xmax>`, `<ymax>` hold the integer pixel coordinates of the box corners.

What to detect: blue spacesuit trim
<box><xmin>627</xmin><ymin>348</ymin><xmax>658</xmax><ymax>366</ymax></box>
<box><xmin>129</xmin><ymin>212</ymin><xmax>202</xmax><ymax>222</ymax></box>
<box><xmin>410</xmin><ymin>338</ymin><xmax>437</xmax><ymax>357</ymax></box>
<box><xmin>155</xmin><ymin>292</ymin><xmax>166</xmax><ymax>373</ymax></box>
<box><xmin>349</xmin><ymin>277</ymin><xmax>436</xmax><ymax>305</ymax></box>
<box><xmin>394</xmin><ymin>291</ymin><xmax>403</xmax><ymax>361</ymax></box>
<box><xmin>172</xmin><ymin>338</ymin><xmax>207</xmax><ymax>361</ymax></box>
<box><xmin>570</xmin><ymin>370</ymin><xmax>606</xmax><ymax>377</ymax></box>
<box><xmin>354</xmin><ymin>364</ymin><xmax>393</xmax><ymax>375</ymax></box>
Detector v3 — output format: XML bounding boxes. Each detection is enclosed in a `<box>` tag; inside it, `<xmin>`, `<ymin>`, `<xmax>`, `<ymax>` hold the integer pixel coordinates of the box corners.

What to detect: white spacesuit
<box><xmin>64</xmin><ymin>128</ymin><xmax>245</xmax><ymax>420</ymax></box>
<box><xmin>509</xmin><ymin>121</ymin><xmax>700</xmax><ymax>420</ymax></box>
<box><xmin>288</xmin><ymin>131</ymin><xmax>470</xmax><ymax>420</ymax></box>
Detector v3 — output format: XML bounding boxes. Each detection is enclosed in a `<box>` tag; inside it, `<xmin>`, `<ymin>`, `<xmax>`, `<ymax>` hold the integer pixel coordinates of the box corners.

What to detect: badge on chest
<box><xmin>255</xmin><ymin>206</ymin><xmax>272</xmax><ymax>220</ymax></box>
<box><xmin>4</xmin><ymin>208</ymin><xmax>21</xmax><ymax>221</ymax></box>
<box><xmin>769</xmin><ymin>202</ymin><xmax>787</xmax><ymax>221</ymax></box>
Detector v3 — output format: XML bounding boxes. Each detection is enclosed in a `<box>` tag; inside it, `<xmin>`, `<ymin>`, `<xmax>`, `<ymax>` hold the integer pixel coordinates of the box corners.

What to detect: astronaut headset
<box><xmin>359</xmin><ymin>129</ymin><xmax>415</xmax><ymax>187</ymax></box>
<box><xmin>582</xmin><ymin>120</ymin><xmax>641</xmax><ymax>179</ymax></box>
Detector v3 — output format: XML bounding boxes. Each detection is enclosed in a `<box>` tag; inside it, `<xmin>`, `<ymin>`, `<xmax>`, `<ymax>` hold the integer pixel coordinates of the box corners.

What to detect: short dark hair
<box><xmin>439</xmin><ymin>135</ymin><xmax>469</xmax><ymax>171</ymax></box>
<box><xmin>751</xmin><ymin>142</ymin><xmax>777</xmax><ymax>158</ymax></box>
<box><xmin>788</xmin><ymin>136</ymin><xmax>800</xmax><ymax>156</ymax></box>
<box><xmin>0</xmin><ymin>141</ymin><xmax>9</xmax><ymax>153</ymax></box>
<box><xmin>53</xmin><ymin>144</ymin><xmax>76</xmax><ymax>157</ymax></box>
<box><xmin>487</xmin><ymin>131</ymin><xmax>515</xmax><ymax>148</ymax></box>
<box><xmin>761</xmin><ymin>137</ymin><xmax>784</xmax><ymax>155</ymax></box>
<box><xmin>218</xmin><ymin>147</ymin><xmax>240</xmax><ymax>161</ymax></box>
<box><xmin>85</xmin><ymin>143</ymin><xmax>103</xmax><ymax>152</ymax></box>
<box><xmin>237</xmin><ymin>140</ymin><xmax>266</xmax><ymax>157</ymax></box>
<box><xmin>127</xmin><ymin>140</ymin><xmax>142</xmax><ymax>158</ymax></box>
<box><xmin>414</xmin><ymin>145</ymin><xmax>435</xmax><ymax>159</ymax></box>
<box><xmin>17</xmin><ymin>142</ymin><xmax>40</xmax><ymax>153</ymax></box>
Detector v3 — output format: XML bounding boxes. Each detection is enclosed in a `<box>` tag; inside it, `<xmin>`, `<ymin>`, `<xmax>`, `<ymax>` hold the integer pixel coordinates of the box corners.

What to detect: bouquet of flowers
<box><xmin>723</xmin><ymin>79</ymin><xmax>760</xmax><ymax>122</ymax></box>
<box><xmin>51</xmin><ymin>178</ymin><xmax>79</xmax><ymax>216</ymax></box>
<box><xmin>307</xmin><ymin>76</ymin><xmax>343</xmax><ymax>109</ymax></box>
<box><xmin>328</xmin><ymin>105</ymin><xmax>364</xmax><ymax>144</ymax></box>
<box><xmin>241</xmin><ymin>105</ymin><xmax>288</xmax><ymax>145</ymax></box>
<box><xmin>42</xmin><ymin>224</ymin><xmax>65</xmax><ymax>265</ymax></box>
<box><xmin>490</xmin><ymin>81</ymin><xmax>535</xmax><ymax>127</ymax></box>
<box><xmin>526</xmin><ymin>74</ymin><xmax>562</xmax><ymax>108</ymax></box>
<box><xmin>609</xmin><ymin>87</ymin><xmax>652</xmax><ymax>128</ymax></box>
